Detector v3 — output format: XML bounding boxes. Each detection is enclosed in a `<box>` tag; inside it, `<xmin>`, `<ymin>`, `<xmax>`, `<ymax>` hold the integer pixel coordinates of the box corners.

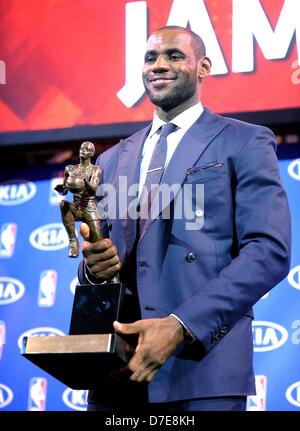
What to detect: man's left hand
<box><xmin>113</xmin><ymin>316</ymin><xmax>185</xmax><ymax>383</ymax></box>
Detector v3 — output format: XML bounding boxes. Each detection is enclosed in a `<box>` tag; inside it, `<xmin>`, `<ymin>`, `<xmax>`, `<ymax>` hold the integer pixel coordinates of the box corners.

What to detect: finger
<box><xmin>110</xmin><ymin>365</ymin><xmax>132</xmax><ymax>381</ymax></box>
<box><xmin>79</xmin><ymin>223</ymin><xmax>90</xmax><ymax>241</ymax></box>
<box><xmin>87</xmin><ymin>256</ymin><xmax>120</xmax><ymax>272</ymax></box>
<box><xmin>113</xmin><ymin>365</ymin><xmax>156</xmax><ymax>384</ymax></box>
<box><xmin>82</xmin><ymin>238</ymin><xmax>114</xmax><ymax>258</ymax></box>
<box><xmin>90</xmin><ymin>261</ymin><xmax>122</xmax><ymax>279</ymax></box>
<box><xmin>113</xmin><ymin>320</ymin><xmax>143</xmax><ymax>335</ymax></box>
<box><xmin>129</xmin><ymin>358</ymin><xmax>157</xmax><ymax>383</ymax></box>
<box><xmin>126</xmin><ymin>351</ymin><xmax>155</xmax><ymax>381</ymax></box>
<box><xmin>145</xmin><ymin>368</ymin><xmax>159</xmax><ymax>383</ymax></box>
<box><xmin>85</xmin><ymin>245</ymin><xmax>119</xmax><ymax>264</ymax></box>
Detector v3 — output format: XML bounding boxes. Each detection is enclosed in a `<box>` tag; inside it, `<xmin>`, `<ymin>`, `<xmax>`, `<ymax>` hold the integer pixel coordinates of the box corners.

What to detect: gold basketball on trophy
<box><xmin>66</xmin><ymin>175</ymin><xmax>85</xmax><ymax>193</ymax></box>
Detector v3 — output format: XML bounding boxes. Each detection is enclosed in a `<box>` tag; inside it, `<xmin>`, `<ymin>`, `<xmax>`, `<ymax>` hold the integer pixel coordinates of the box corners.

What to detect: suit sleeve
<box><xmin>171</xmin><ymin>126</ymin><xmax>291</xmax><ymax>354</ymax></box>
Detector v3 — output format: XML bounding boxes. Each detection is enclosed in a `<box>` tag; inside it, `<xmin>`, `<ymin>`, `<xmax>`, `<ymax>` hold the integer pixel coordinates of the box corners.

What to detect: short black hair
<box><xmin>154</xmin><ymin>26</ymin><xmax>206</xmax><ymax>59</ymax></box>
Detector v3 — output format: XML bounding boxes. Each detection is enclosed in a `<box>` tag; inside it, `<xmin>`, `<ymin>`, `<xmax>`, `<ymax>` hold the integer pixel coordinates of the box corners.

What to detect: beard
<box><xmin>143</xmin><ymin>74</ymin><xmax>198</xmax><ymax>111</ymax></box>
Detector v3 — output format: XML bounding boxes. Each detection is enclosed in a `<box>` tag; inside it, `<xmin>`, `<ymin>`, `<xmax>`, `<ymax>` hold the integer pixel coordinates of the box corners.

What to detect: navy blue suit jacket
<box><xmin>79</xmin><ymin>108</ymin><xmax>291</xmax><ymax>403</ymax></box>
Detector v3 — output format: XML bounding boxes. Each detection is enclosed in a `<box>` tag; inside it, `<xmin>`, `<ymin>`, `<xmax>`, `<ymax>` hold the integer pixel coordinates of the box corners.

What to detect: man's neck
<box><xmin>155</xmin><ymin>98</ymin><xmax>201</xmax><ymax>122</ymax></box>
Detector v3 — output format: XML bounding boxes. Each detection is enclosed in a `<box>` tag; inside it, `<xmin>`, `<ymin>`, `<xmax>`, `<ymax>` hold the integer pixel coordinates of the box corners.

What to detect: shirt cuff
<box><xmin>169</xmin><ymin>313</ymin><xmax>196</xmax><ymax>342</ymax></box>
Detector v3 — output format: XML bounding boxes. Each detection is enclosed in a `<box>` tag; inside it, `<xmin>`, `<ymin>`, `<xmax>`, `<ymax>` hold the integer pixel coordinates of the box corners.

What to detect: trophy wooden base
<box><xmin>21</xmin><ymin>282</ymin><xmax>134</xmax><ymax>389</ymax></box>
<box><xmin>21</xmin><ymin>333</ymin><xmax>133</xmax><ymax>389</ymax></box>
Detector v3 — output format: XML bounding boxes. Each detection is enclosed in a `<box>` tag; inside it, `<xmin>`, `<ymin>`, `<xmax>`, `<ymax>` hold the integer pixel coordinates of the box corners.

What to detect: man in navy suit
<box><xmin>78</xmin><ymin>26</ymin><xmax>291</xmax><ymax>411</ymax></box>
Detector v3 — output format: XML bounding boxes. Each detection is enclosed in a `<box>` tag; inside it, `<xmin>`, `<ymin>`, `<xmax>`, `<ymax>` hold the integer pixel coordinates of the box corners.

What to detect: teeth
<box><xmin>153</xmin><ymin>78</ymin><xmax>171</xmax><ymax>82</ymax></box>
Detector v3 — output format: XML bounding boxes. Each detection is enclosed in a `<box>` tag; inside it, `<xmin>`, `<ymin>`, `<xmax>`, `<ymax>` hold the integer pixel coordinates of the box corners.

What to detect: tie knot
<box><xmin>160</xmin><ymin>122</ymin><xmax>176</xmax><ymax>138</ymax></box>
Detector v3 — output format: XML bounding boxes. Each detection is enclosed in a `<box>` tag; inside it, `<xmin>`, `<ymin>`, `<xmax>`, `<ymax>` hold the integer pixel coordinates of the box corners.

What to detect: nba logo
<box><xmin>49</xmin><ymin>172</ymin><xmax>64</xmax><ymax>205</ymax></box>
<box><xmin>0</xmin><ymin>223</ymin><xmax>17</xmax><ymax>257</ymax></box>
<box><xmin>247</xmin><ymin>375</ymin><xmax>267</xmax><ymax>411</ymax></box>
<box><xmin>28</xmin><ymin>377</ymin><xmax>47</xmax><ymax>411</ymax></box>
<box><xmin>0</xmin><ymin>321</ymin><xmax>5</xmax><ymax>359</ymax></box>
<box><xmin>38</xmin><ymin>270</ymin><xmax>57</xmax><ymax>307</ymax></box>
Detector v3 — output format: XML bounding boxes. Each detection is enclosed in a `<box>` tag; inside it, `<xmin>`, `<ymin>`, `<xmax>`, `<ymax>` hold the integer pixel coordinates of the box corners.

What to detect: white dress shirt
<box><xmin>138</xmin><ymin>102</ymin><xmax>204</xmax><ymax>340</ymax></box>
<box><xmin>139</xmin><ymin>102</ymin><xmax>203</xmax><ymax>196</ymax></box>
<box><xmin>138</xmin><ymin>102</ymin><xmax>204</xmax><ymax>198</ymax></box>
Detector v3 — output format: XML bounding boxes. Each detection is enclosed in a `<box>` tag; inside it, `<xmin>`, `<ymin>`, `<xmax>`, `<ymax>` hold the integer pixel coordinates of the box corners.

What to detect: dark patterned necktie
<box><xmin>139</xmin><ymin>122</ymin><xmax>176</xmax><ymax>235</ymax></box>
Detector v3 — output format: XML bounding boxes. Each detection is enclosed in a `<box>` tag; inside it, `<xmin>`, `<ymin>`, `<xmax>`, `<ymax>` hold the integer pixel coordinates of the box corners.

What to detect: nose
<box><xmin>152</xmin><ymin>55</ymin><xmax>170</xmax><ymax>70</ymax></box>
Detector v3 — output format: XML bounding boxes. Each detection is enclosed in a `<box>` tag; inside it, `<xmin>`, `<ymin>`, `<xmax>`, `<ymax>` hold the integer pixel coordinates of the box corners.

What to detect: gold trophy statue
<box><xmin>21</xmin><ymin>142</ymin><xmax>131</xmax><ymax>390</ymax></box>
<box><xmin>54</xmin><ymin>141</ymin><xmax>102</xmax><ymax>257</ymax></box>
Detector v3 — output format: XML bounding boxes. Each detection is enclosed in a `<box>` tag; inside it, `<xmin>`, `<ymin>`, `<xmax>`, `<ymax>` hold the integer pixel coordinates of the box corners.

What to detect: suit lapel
<box><xmin>139</xmin><ymin>108</ymin><xmax>228</xmax><ymax>239</ymax></box>
<box><xmin>117</xmin><ymin>126</ymin><xmax>150</xmax><ymax>252</ymax></box>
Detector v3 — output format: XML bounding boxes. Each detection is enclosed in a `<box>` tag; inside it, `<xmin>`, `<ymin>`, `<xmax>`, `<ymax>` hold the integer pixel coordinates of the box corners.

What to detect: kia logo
<box><xmin>0</xmin><ymin>383</ymin><xmax>14</xmax><ymax>408</ymax></box>
<box><xmin>288</xmin><ymin>265</ymin><xmax>300</xmax><ymax>291</ymax></box>
<box><xmin>0</xmin><ymin>180</ymin><xmax>36</xmax><ymax>205</ymax></box>
<box><xmin>286</xmin><ymin>381</ymin><xmax>300</xmax><ymax>408</ymax></box>
<box><xmin>252</xmin><ymin>321</ymin><xmax>288</xmax><ymax>352</ymax></box>
<box><xmin>62</xmin><ymin>388</ymin><xmax>88</xmax><ymax>411</ymax></box>
<box><xmin>0</xmin><ymin>277</ymin><xmax>25</xmax><ymax>305</ymax></box>
<box><xmin>18</xmin><ymin>327</ymin><xmax>65</xmax><ymax>349</ymax></box>
<box><xmin>288</xmin><ymin>159</ymin><xmax>300</xmax><ymax>181</ymax></box>
<box><xmin>29</xmin><ymin>223</ymin><xmax>69</xmax><ymax>251</ymax></box>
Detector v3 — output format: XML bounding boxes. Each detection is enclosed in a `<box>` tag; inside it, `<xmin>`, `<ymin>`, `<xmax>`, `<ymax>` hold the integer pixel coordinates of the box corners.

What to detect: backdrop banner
<box><xmin>0</xmin><ymin>0</ymin><xmax>299</xmax><ymax>137</ymax></box>
<box><xmin>0</xmin><ymin>158</ymin><xmax>299</xmax><ymax>411</ymax></box>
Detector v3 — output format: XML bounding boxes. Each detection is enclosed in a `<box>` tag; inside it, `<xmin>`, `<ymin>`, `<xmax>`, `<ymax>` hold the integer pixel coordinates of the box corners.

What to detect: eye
<box><xmin>169</xmin><ymin>53</ymin><xmax>184</xmax><ymax>61</ymax></box>
<box><xmin>144</xmin><ymin>55</ymin><xmax>156</xmax><ymax>64</ymax></box>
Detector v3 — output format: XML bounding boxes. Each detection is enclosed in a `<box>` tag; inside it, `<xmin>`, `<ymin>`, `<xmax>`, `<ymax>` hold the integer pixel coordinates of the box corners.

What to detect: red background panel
<box><xmin>0</xmin><ymin>0</ymin><xmax>299</xmax><ymax>134</ymax></box>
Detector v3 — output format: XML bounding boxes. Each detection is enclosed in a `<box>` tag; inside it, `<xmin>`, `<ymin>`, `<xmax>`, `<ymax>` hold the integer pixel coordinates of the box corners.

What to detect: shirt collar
<box><xmin>148</xmin><ymin>102</ymin><xmax>204</xmax><ymax>138</ymax></box>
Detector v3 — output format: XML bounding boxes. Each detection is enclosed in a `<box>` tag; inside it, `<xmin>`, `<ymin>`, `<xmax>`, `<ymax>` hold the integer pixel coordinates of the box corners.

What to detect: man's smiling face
<box><xmin>142</xmin><ymin>28</ymin><xmax>201</xmax><ymax>113</ymax></box>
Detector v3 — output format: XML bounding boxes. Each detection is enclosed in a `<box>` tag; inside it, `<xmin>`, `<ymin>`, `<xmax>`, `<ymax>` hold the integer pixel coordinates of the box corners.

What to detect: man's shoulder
<box><xmin>95</xmin><ymin>124</ymin><xmax>151</xmax><ymax>165</ymax></box>
<box><xmin>207</xmin><ymin>108</ymin><xmax>272</xmax><ymax>135</ymax></box>
<box><xmin>201</xmin><ymin>108</ymin><xmax>276</xmax><ymax>155</ymax></box>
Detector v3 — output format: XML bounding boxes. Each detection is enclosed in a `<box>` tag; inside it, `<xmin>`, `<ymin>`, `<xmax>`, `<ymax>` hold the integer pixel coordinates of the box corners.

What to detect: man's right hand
<box><xmin>80</xmin><ymin>223</ymin><xmax>121</xmax><ymax>282</ymax></box>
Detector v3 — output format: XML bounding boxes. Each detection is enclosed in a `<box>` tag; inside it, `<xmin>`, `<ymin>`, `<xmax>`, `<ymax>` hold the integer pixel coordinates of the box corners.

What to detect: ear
<box><xmin>198</xmin><ymin>56</ymin><xmax>211</xmax><ymax>79</ymax></box>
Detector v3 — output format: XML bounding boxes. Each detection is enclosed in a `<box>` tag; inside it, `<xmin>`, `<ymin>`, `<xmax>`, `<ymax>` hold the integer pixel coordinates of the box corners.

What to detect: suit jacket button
<box><xmin>186</xmin><ymin>252</ymin><xmax>196</xmax><ymax>262</ymax></box>
<box><xmin>195</xmin><ymin>209</ymin><xmax>204</xmax><ymax>218</ymax></box>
